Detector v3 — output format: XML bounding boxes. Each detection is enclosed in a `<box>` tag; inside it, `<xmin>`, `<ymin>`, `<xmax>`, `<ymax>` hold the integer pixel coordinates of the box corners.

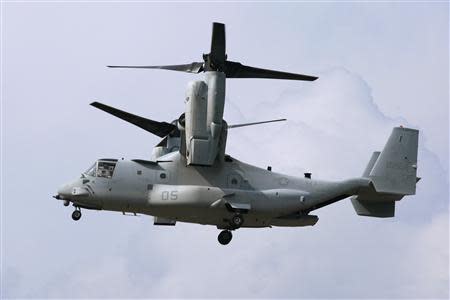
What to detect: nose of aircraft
<box><xmin>56</xmin><ymin>184</ymin><xmax>72</xmax><ymax>199</ymax></box>
<box><xmin>55</xmin><ymin>182</ymin><xmax>74</xmax><ymax>201</ymax></box>
<box><xmin>55</xmin><ymin>176</ymin><xmax>84</xmax><ymax>199</ymax></box>
<box><xmin>54</xmin><ymin>177</ymin><xmax>91</xmax><ymax>202</ymax></box>
<box><xmin>54</xmin><ymin>181</ymin><xmax>76</xmax><ymax>207</ymax></box>
<box><xmin>54</xmin><ymin>177</ymin><xmax>98</xmax><ymax>210</ymax></box>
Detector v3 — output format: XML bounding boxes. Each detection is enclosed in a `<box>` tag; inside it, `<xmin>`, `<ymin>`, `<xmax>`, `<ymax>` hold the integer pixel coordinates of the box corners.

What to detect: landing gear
<box><xmin>230</xmin><ymin>214</ymin><xmax>244</xmax><ymax>229</ymax></box>
<box><xmin>218</xmin><ymin>214</ymin><xmax>243</xmax><ymax>245</ymax></box>
<box><xmin>72</xmin><ymin>209</ymin><xmax>82</xmax><ymax>221</ymax></box>
<box><xmin>218</xmin><ymin>230</ymin><xmax>233</xmax><ymax>245</ymax></box>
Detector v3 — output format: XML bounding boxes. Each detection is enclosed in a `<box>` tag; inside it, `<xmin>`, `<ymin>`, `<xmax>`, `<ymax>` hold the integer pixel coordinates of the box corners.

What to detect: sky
<box><xmin>1</xmin><ymin>2</ymin><xmax>449</xmax><ymax>299</ymax></box>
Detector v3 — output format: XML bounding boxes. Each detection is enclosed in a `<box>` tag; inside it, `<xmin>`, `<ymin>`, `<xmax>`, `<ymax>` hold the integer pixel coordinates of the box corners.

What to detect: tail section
<box><xmin>351</xmin><ymin>127</ymin><xmax>419</xmax><ymax>218</ymax></box>
<box><xmin>362</xmin><ymin>151</ymin><xmax>381</xmax><ymax>178</ymax></box>
<box><xmin>369</xmin><ymin>127</ymin><xmax>419</xmax><ymax>195</ymax></box>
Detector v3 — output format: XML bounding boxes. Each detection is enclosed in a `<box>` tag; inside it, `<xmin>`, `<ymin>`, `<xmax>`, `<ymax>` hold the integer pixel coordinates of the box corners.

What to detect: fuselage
<box><xmin>57</xmin><ymin>151</ymin><xmax>370</xmax><ymax>229</ymax></box>
<box><xmin>55</xmin><ymin>23</ymin><xmax>418</xmax><ymax>246</ymax></box>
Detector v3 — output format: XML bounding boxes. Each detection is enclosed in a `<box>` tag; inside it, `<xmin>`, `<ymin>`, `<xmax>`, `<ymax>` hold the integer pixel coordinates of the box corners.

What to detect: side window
<box><xmin>97</xmin><ymin>161</ymin><xmax>117</xmax><ymax>178</ymax></box>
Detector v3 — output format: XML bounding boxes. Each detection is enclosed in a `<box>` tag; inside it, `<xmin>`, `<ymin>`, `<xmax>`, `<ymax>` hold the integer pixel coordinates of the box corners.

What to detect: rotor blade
<box><xmin>107</xmin><ymin>62</ymin><xmax>204</xmax><ymax>74</ymax></box>
<box><xmin>228</xmin><ymin>118</ymin><xmax>287</xmax><ymax>129</ymax></box>
<box><xmin>224</xmin><ymin>61</ymin><xmax>318</xmax><ymax>81</ymax></box>
<box><xmin>156</xmin><ymin>136</ymin><xmax>168</xmax><ymax>147</ymax></box>
<box><xmin>90</xmin><ymin>102</ymin><xmax>176</xmax><ymax>137</ymax></box>
<box><xmin>210</xmin><ymin>22</ymin><xmax>226</xmax><ymax>65</ymax></box>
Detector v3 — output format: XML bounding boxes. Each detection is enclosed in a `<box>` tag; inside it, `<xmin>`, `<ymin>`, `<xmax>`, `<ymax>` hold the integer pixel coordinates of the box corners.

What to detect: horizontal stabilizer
<box><xmin>351</xmin><ymin>199</ymin><xmax>395</xmax><ymax>218</ymax></box>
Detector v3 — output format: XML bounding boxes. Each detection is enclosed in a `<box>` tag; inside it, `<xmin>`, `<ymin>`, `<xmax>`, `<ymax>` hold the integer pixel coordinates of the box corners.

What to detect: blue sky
<box><xmin>1</xmin><ymin>2</ymin><xmax>448</xmax><ymax>298</ymax></box>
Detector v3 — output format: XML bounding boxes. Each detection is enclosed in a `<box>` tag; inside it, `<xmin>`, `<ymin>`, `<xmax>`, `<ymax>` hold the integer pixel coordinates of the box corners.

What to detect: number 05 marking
<box><xmin>162</xmin><ymin>191</ymin><xmax>178</xmax><ymax>200</ymax></box>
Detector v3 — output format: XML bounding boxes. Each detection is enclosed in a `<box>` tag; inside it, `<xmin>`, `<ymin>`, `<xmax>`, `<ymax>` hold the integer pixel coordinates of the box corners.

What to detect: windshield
<box><xmin>84</xmin><ymin>159</ymin><xmax>117</xmax><ymax>178</ymax></box>
<box><xmin>84</xmin><ymin>163</ymin><xmax>96</xmax><ymax>176</ymax></box>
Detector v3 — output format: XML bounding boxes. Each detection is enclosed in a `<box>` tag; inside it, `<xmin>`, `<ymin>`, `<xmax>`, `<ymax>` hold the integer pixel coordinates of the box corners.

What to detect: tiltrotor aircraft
<box><xmin>55</xmin><ymin>23</ymin><xmax>420</xmax><ymax>245</ymax></box>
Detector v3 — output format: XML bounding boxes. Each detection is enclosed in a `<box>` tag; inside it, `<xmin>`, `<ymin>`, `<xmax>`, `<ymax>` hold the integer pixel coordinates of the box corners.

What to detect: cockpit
<box><xmin>84</xmin><ymin>159</ymin><xmax>118</xmax><ymax>178</ymax></box>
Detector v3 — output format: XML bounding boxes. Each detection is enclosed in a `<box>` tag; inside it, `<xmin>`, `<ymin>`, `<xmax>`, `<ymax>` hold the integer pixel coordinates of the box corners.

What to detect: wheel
<box><xmin>231</xmin><ymin>214</ymin><xmax>244</xmax><ymax>228</ymax></box>
<box><xmin>217</xmin><ymin>230</ymin><xmax>232</xmax><ymax>245</ymax></box>
<box><xmin>72</xmin><ymin>210</ymin><xmax>82</xmax><ymax>221</ymax></box>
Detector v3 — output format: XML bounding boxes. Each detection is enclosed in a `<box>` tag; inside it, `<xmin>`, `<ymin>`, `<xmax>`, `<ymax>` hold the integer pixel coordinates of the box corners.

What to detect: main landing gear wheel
<box><xmin>231</xmin><ymin>214</ymin><xmax>244</xmax><ymax>229</ymax></box>
<box><xmin>72</xmin><ymin>210</ymin><xmax>82</xmax><ymax>221</ymax></box>
<box><xmin>218</xmin><ymin>230</ymin><xmax>232</xmax><ymax>245</ymax></box>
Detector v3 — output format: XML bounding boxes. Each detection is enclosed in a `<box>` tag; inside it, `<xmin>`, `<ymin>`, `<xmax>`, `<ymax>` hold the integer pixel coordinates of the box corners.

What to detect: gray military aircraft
<box><xmin>55</xmin><ymin>23</ymin><xmax>420</xmax><ymax>245</ymax></box>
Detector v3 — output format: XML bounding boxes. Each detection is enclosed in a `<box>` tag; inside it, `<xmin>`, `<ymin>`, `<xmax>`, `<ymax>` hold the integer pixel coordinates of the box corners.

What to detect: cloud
<box><xmin>4</xmin><ymin>68</ymin><xmax>446</xmax><ymax>299</ymax></box>
<box><xmin>228</xmin><ymin>69</ymin><xmax>448</xmax><ymax>221</ymax></box>
<box><xmin>2</xmin><ymin>4</ymin><xmax>448</xmax><ymax>298</ymax></box>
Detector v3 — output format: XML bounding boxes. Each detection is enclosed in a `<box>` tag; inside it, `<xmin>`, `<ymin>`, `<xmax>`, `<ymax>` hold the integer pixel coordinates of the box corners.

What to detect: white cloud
<box><xmin>4</xmin><ymin>68</ymin><xmax>446</xmax><ymax>299</ymax></box>
<box><xmin>2</xmin><ymin>4</ymin><xmax>448</xmax><ymax>299</ymax></box>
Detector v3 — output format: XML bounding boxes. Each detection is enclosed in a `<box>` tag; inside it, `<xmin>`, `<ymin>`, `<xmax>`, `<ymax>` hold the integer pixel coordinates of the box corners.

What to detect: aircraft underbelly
<box><xmin>144</xmin><ymin>184</ymin><xmax>310</xmax><ymax>227</ymax></box>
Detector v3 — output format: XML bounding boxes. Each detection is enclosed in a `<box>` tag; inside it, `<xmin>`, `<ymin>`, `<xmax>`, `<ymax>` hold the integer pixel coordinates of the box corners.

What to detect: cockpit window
<box><xmin>84</xmin><ymin>160</ymin><xmax>117</xmax><ymax>178</ymax></box>
<box><xmin>84</xmin><ymin>163</ymin><xmax>96</xmax><ymax>176</ymax></box>
<box><xmin>96</xmin><ymin>161</ymin><xmax>116</xmax><ymax>178</ymax></box>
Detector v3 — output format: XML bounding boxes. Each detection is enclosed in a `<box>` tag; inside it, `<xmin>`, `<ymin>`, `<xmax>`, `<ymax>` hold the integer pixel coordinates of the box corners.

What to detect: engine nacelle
<box><xmin>184</xmin><ymin>72</ymin><xmax>227</xmax><ymax>166</ymax></box>
<box><xmin>205</xmin><ymin>71</ymin><xmax>225</xmax><ymax>137</ymax></box>
<box><xmin>185</xmin><ymin>81</ymin><xmax>210</xmax><ymax>165</ymax></box>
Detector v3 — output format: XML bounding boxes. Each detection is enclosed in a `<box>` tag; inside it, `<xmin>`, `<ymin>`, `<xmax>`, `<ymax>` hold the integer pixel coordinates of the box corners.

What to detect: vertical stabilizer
<box><xmin>362</xmin><ymin>151</ymin><xmax>381</xmax><ymax>177</ymax></box>
<box><xmin>369</xmin><ymin>127</ymin><xmax>419</xmax><ymax>195</ymax></box>
<box><xmin>351</xmin><ymin>127</ymin><xmax>419</xmax><ymax>218</ymax></box>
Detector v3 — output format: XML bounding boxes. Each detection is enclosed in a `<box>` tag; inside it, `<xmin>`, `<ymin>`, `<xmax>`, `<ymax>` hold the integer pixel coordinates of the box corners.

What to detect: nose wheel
<box><xmin>218</xmin><ymin>230</ymin><xmax>233</xmax><ymax>245</ymax></box>
<box><xmin>71</xmin><ymin>209</ymin><xmax>82</xmax><ymax>221</ymax></box>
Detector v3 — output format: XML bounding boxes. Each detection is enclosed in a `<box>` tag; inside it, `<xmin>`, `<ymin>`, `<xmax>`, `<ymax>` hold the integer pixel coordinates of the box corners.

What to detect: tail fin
<box><xmin>351</xmin><ymin>127</ymin><xmax>419</xmax><ymax>218</ymax></box>
<box><xmin>369</xmin><ymin>127</ymin><xmax>419</xmax><ymax>195</ymax></box>
<box><xmin>362</xmin><ymin>151</ymin><xmax>381</xmax><ymax>178</ymax></box>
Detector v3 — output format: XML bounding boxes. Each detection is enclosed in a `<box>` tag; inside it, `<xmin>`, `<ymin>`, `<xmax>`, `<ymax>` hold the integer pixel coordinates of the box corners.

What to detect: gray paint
<box><xmin>56</xmin><ymin>127</ymin><xmax>419</xmax><ymax>232</ymax></box>
<box><xmin>4</xmin><ymin>6</ymin><xmax>447</xmax><ymax>297</ymax></box>
<box><xmin>54</xmin><ymin>19</ymin><xmax>421</xmax><ymax>237</ymax></box>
